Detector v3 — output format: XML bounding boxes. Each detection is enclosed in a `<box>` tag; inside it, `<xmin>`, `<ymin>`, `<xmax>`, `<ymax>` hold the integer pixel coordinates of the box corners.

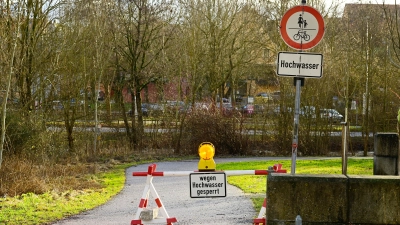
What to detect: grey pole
<box><xmin>291</xmin><ymin>78</ymin><xmax>302</xmax><ymax>174</ymax></box>
<box><xmin>295</xmin><ymin>215</ymin><xmax>302</xmax><ymax>225</ymax></box>
<box><xmin>291</xmin><ymin>0</ymin><xmax>306</xmax><ymax>174</ymax></box>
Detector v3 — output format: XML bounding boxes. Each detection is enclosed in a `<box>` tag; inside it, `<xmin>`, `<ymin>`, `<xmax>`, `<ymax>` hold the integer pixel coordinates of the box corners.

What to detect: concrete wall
<box><xmin>267</xmin><ymin>173</ymin><xmax>400</xmax><ymax>225</ymax></box>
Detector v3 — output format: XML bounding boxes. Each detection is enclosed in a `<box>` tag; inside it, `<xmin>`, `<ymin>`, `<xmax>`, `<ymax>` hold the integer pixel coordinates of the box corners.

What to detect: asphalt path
<box><xmin>51</xmin><ymin>157</ymin><xmax>290</xmax><ymax>225</ymax></box>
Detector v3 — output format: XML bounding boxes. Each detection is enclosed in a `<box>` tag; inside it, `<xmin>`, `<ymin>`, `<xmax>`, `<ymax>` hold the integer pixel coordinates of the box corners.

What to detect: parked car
<box><xmin>255</xmin><ymin>93</ymin><xmax>273</xmax><ymax>103</ymax></box>
<box><xmin>240</xmin><ymin>104</ymin><xmax>254</xmax><ymax>116</ymax></box>
<box><xmin>193</xmin><ymin>102</ymin><xmax>210</xmax><ymax>111</ymax></box>
<box><xmin>128</xmin><ymin>104</ymin><xmax>149</xmax><ymax>117</ymax></box>
<box><xmin>240</xmin><ymin>104</ymin><xmax>268</xmax><ymax>116</ymax></box>
<box><xmin>320</xmin><ymin>109</ymin><xmax>343</xmax><ymax>123</ymax></box>
<box><xmin>253</xmin><ymin>104</ymin><xmax>266</xmax><ymax>115</ymax></box>
<box><xmin>271</xmin><ymin>91</ymin><xmax>281</xmax><ymax>101</ymax></box>
<box><xmin>217</xmin><ymin>102</ymin><xmax>237</xmax><ymax>116</ymax></box>
<box><xmin>142</xmin><ymin>106</ymin><xmax>149</xmax><ymax>117</ymax></box>
<box><xmin>301</xmin><ymin>106</ymin><xmax>316</xmax><ymax>119</ymax></box>
<box><xmin>273</xmin><ymin>106</ymin><xmax>293</xmax><ymax>114</ymax></box>
<box><xmin>235</xmin><ymin>95</ymin><xmax>244</xmax><ymax>103</ymax></box>
<box><xmin>273</xmin><ymin>105</ymin><xmax>316</xmax><ymax>118</ymax></box>
<box><xmin>165</xmin><ymin>100</ymin><xmax>190</xmax><ymax>115</ymax></box>
<box><xmin>52</xmin><ymin>100</ymin><xmax>64</xmax><ymax>110</ymax></box>
<box><xmin>143</xmin><ymin>103</ymin><xmax>165</xmax><ymax>116</ymax></box>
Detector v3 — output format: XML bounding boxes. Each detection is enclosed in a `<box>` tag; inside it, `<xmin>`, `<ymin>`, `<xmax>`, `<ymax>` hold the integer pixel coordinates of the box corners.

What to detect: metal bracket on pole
<box><xmin>293</xmin><ymin>77</ymin><xmax>305</xmax><ymax>86</ymax></box>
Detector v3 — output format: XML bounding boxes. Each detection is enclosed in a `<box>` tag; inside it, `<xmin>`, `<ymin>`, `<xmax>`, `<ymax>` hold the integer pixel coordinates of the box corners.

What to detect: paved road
<box><xmin>51</xmin><ymin>157</ymin><xmax>284</xmax><ymax>225</ymax></box>
<box><xmin>48</xmin><ymin>126</ymin><xmax>374</xmax><ymax>138</ymax></box>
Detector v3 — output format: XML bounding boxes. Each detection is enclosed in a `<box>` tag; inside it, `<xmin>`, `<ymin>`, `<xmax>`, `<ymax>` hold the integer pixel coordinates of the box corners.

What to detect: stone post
<box><xmin>374</xmin><ymin>132</ymin><xmax>399</xmax><ymax>175</ymax></box>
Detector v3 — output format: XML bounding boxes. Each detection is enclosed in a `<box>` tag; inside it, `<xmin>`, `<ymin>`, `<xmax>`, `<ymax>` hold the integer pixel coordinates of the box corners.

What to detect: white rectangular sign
<box><xmin>190</xmin><ymin>172</ymin><xmax>226</xmax><ymax>198</ymax></box>
<box><xmin>277</xmin><ymin>52</ymin><xmax>323</xmax><ymax>78</ymax></box>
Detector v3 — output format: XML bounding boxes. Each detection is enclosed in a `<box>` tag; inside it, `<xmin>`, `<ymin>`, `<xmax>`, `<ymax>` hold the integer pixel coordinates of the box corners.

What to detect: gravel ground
<box><xmin>51</xmin><ymin>157</ymin><xmax>286</xmax><ymax>225</ymax></box>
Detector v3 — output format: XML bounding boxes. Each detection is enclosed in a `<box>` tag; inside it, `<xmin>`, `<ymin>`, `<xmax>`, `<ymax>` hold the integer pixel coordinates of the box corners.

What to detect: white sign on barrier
<box><xmin>189</xmin><ymin>172</ymin><xmax>226</xmax><ymax>198</ymax></box>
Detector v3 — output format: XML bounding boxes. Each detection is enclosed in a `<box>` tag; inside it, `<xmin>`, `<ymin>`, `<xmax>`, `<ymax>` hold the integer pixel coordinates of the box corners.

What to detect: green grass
<box><xmin>0</xmin><ymin>163</ymin><xmax>134</xmax><ymax>225</ymax></box>
<box><xmin>217</xmin><ymin>158</ymin><xmax>373</xmax><ymax>212</ymax></box>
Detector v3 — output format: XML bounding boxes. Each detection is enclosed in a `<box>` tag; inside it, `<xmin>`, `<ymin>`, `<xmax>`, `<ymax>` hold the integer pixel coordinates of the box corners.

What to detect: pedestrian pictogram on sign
<box><xmin>280</xmin><ymin>5</ymin><xmax>325</xmax><ymax>50</ymax></box>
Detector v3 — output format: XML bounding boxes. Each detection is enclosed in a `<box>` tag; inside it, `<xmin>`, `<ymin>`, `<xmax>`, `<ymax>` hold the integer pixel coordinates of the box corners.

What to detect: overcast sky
<box><xmin>343</xmin><ymin>0</ymin><xmax>397</xmax><ymax>3</ymax></box>
<box><xmin>319</xmin><ymin>0</ymin><xmax>399</xmax><ymax>15</ymax></box>
<box><xmin>334</xmin><ymin>0</ymin><xmax>398</xmax><ymax>7</ymax></box>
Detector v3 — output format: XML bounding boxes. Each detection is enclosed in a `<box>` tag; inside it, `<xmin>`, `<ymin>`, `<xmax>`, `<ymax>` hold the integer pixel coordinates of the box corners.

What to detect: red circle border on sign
<box><xmin>280</xmin><ymin>5</ymin><xmax>325</xmax><ymax>50</ymax></box>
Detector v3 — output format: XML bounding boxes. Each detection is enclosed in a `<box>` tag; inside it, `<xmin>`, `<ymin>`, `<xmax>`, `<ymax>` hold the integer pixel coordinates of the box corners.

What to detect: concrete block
<box><xmin>374</xmin><ymin>157</ymin><xmax>398</xmax><ymax>175</ymax></box>
<box><xmin>267</xmin><ymin>173</ymin><xmax>347</xmax><ymax>225</ymax></box>
<box><xmin>139</xmin><ymin>208</ymin><xmax>159</xmax><ymax>221</ymax></box>
<box><xmin>348</xmin><ymin>175</ymin><xmax>400</xmax><ymax>224</ymax></box>
<box><xmin>267</xmin><ymin>174</ymin><xmax>400</xmax><ymax>224</ymax></box>
<box><xmin>374</xmin><ymin>132</ymin><xmax>399</xmax><ymax>175</ymax></box>
<box><xmin>374</xmin><ymin>133</ymin><xmax>398</xmax><ymax>157</ymax></box>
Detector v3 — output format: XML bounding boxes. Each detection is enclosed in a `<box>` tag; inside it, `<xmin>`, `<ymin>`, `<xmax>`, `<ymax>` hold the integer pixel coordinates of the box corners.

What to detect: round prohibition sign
<box><xmin>280</xmin><ymin>5</ymin><xmax>325</xmax><ymax>50</ymax></box>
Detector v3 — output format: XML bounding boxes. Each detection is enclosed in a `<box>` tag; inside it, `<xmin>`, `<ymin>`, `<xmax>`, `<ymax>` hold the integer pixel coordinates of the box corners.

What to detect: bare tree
<box><xmin>0</xmin><ymin>0</ymin><xmax>61</xmax><ymax>167</ymax></box>
<box><xmin>112</xmin><ymin>0</ymin><xmax>178</xmax><ymax>148</ymax></box>
<box><xmin>344</xmin><ymin>4</ymin><xmax>392</xmax><ymax>155</ymax></box>
<box><xmin>0</xmin><ymin>1</ymin><xmax>23</xmax><ymax>169</ymax></box>
<box><xmin>50</xmin><ymin>0</ymin><xmax>114</xmax><ymax>155</ymax></box>
<box><xmin>13</xmin><ymin>0</ymin><xmax>60</xmax><ymax>113</ymax></box>
<box><xmin>178</xmin><ymin>0</ymin><xmax>268</xmax><ymax>106</ymax></box>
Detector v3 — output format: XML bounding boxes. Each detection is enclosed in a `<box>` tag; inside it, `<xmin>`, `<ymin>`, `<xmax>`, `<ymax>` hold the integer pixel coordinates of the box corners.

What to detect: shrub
<box><xmin>180</xmin><ymin>110</ymin><xmax>251</xmax><ymax>156</ymax></box>
<box><xmin>2</xmin><ymin>111</ymin><xmax>42</xmax><ymax>156</ymax></box>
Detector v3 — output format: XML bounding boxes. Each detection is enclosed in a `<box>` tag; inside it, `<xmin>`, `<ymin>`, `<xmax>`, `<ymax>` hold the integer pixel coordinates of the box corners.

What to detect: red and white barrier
<box><xmin>252</xmin><ymin>164</ymin><xmax>285</xmax><ymax>224</ymax></box>
<box><xmin>254</xmin><ymin>198</ymin><xmax>267</xmax><ymax>225</ymax></box>
<box><xmin>131</xmin><ymin>163</ymin><xmax>286</xmax><ymax>225</ymax></box>
<box><xmin>131</xmin><ymin>164</ymin><xmax>177</xmax><ymax>225</ymax></box>
<box><xmin>133</xmin><ymin>167</ymin><xmax>286</xmax><ymax>177</ymax></box>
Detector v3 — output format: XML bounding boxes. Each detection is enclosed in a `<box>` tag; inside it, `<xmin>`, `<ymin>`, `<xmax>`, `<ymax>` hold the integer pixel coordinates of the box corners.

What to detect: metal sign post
<box><xmin>279</xmin><ymin>0</ymin><xmax>324</xmax><ymax>175</ymax></box>
<box><xmin>291</xmin><ymin>78</ymin><xmax>302</xmax><ymax>174</ymax></box>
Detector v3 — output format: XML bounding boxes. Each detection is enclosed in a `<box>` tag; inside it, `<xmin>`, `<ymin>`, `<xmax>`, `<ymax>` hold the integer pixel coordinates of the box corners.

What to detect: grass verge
<box><xmin>0</xmin><ymin>163</ymin><xmax>134</xmax><ymax>225</ymax></box>
<box><xmin>217</xmin><ymin>158</ymin><xmax>373</xmax><ymax>211</ymax></box>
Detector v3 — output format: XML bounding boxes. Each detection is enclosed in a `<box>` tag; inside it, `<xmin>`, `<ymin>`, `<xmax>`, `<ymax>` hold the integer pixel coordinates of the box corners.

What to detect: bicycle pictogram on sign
<box><xmin>293</xmin><ymin>30</ymin><xmax>310</xmax><ymax>41</ymax></box>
